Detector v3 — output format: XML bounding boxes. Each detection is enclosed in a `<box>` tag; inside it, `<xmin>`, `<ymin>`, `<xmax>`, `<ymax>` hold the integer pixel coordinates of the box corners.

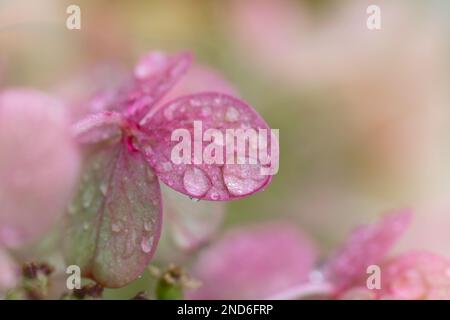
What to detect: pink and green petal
<box><xmin>72</xmin><ymin>111</ymin><xmax>124</xmax><ymax>145</ymax></box>
<box><xmin>64</xmin><ymin>142</ymin><xmax>162</xmax><ymax>288</ymax></box>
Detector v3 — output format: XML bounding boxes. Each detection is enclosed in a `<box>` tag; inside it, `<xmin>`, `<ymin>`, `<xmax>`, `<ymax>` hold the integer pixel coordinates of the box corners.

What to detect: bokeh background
<box><xmin>2</xmin><ymin>0</ymin><xmax>450</xmax><ymax>298</ymax></box>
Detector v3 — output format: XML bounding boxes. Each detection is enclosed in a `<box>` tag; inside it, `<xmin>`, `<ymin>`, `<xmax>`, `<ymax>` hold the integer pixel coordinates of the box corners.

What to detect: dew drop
<box><xmin>159</xmin><ymin>161</ymin><xmax>172</xmax><ymax>172</ymax></box>
<box><xmin>225</xmin><ymin>106</ymin><xmax>240</xmax><ymax>122</ymax></box>
<box><xmin>82</xmin><ymin>191</ymin><xmax>94</xmax><ymax>209</ymax></box>
<box><xmin>190</xmin><ymin>98</ymin><xmax>202</xmax><ymax>107</ymax></box>
<box><xmin>183</xmin><ymin>167</ymin><xmax>210</xmax><ymax>197</ymax></box>
<box><xmin>213</xmin><ymin>97</ymin><xmax>222</xmax><ymax>105</ymax></box>
<box><xmin>164</xmin><ymin>103</ymin><xmax>177</xmax><ymax>120</ymax></box>
<box><xmin>222</xmin><ymin>163</ymin><xmax>267</xmax><ymax>196</ymax></box>
<box><xmin>201</xmin><ymin>106</ymin><xmax>211</xmax><ymax>117</ymax></box>
<box><xmin>67</xmin><ymin>203</ymin><xmax>76</xmax><ymax>215</ymax></box>
<box><xmin>210</xmin><ymin>192</ymin><xmax>220</xmax><ymax>200</ymax></box>
<box><xmin>189</xmin><ymin>197</ymin><xmax>201</xmax><ymax>202</ymax></box>
<box><xmin>144</xmin><ymin>220</ymin><xmax>153</xmax><ymax>232</ymax></box>
<box><xmin>143</xmin><ymin>145</ymin><xmax>153</xmax><ymax>156</ymax></box>
<box><xmin>99</xmin><ymin>183</ymin><xmax>108</xmax><ymax>196</ymax></box>
<box><xmin>141</xmin><ymin>236</ymin><xmax>154</xmax><ymax>253</ymax></box>
<box><xmin>111</xmin><ymin>222</ymin><xmax>122</xmax><ymax>233</ymax></box>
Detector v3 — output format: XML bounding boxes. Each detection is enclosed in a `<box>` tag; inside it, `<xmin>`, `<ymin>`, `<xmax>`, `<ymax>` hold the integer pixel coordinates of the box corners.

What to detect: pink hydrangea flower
<box><xmin>0</xmin><ymin>89</ymin><xmax>80</xmax><ymax>248</ymax></box>
<box><xmin>188</xmin><ymin>209</ymin><xmax>450</xmax><ymax>300</ymax></box>
<box><xmin>188</xmin><ymin>223</ymin><xmax>317</xmax><ymax>299</ymax></box>
<box><xmin>66</xmin><ymin>52</ymin><xmax>278</xmax><ymax>287</ymax></box>
<box><xmin>324</xmin><ymin>209</ymin><xmax>450</xmax><ymax>299</ymax></box>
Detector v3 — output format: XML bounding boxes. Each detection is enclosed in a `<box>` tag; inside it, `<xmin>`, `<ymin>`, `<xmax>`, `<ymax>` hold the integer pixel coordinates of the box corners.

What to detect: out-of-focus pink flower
<box><xmin>188</xmin><ymin>223</ymin><xmax>317</xmax><ymax>299</ymax></box>
<box><xmin>0</xmin><ymin>89</ymin><xmax>80</xmax><ymax>248</ymax></box>
<box><xmin>325</xmin><ymin>209</ymin><xmax>450</xmax><ymax>299</ymax></box>
<box><xmin>188</xmin><ymin>210</ymin><xmax>450</xmax><ymax>300</ymax></box>
<box><xmin>324</xmin><ymin>210</ymin><xmax>412</xmax><ymax>291</ymax></box>
<box><xmin>340</xmin><ymin>251</ymin><xmax>450</xmax><ymax>300</ymax></box>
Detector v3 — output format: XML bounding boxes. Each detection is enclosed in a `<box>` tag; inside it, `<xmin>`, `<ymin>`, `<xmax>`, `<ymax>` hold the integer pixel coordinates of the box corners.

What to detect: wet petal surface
<box><xmin>141</xmin><ymin>92</ymin><xmax>278</xmax><ymax>201</ymax></box>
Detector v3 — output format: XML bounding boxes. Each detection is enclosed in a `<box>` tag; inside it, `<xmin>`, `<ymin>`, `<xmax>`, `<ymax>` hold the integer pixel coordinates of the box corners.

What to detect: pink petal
<box><xmin>72</xmin><ymin>111</ymin><xmax>124</xmax><ymax>144</ymax></box>
<box><xmin>0</xmin><ymin>89</ymin><xmax>80</xmax><ymax>248</ymax></box>
<box><xmin>123</xmin><ymin>51</ymin><xmax>192</xmax><ymax>121</ymax></box>
<box><xmin>187</xmin><ymin>223</ymin><xmax>316</xmax><ymax>299</ymax></box>
<box><xmin>64</xmin><ymin>142</ymin><xmax>162</xmax><ymax>288</ymax></box>
<box><xmin>140</xmin><ymin>92</ymin><xmax>279</xmax><ymax>201</ymax></box>
<box><xmin>323</xmin><ymin>209</ymin><xmax>412</xmax><ymax>291</ymax></box>
<box><xmin>155</xmin><ymin>184</ymin><xmax>225</xmax><ymax>263</ymax></box>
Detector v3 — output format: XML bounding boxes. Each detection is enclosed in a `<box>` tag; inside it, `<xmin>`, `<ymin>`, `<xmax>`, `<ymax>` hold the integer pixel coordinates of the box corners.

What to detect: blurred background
<box><xmin>2</xmin><ymin>0</ymin><xmax>450</xmax><ymax>298</ymax></box>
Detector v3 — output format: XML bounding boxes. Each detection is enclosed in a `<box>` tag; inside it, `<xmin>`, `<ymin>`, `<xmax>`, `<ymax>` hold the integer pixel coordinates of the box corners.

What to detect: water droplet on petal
<box><xmin>183</xmin><ymin>167</ymin><xmax>211</xmax><ymax>197</ymax></box>
<box><xmin>222</xmin><ymin>163</ymin><xmax>267</xmax><ymax>196</ymax></box>
<box><xmin>141</xmin><ymin>236</ymin><xmax>154</xmax><ymax>253</ymax></box>
<box><xmin>213</xmin><ymin>97</ymin><xmax>222</xmax><ymax>105</ymax></box>
<box><xmin>190</xmin><ymin>98</ymin><xmax>202</xmax><ymax>107</ymax></box>
<box><xmin>143</xmin><ymin>145</ymin><xmax>153</xmax><ymax>156</ymax></box>
<box><xmin>201</xmin><ymin>106</ymin><xmax>212</xmax><ymax>117</ymax></box>
<box><xmin>100</xmin><ymin>183</ymin><xmax>108</xmax><ymax>196</ymax></box>
<box><xmin>144</xmin><ymin>220</ymin><xmax>153</xmax><ymax>232</ymax></box>
<box><xmin>67</xmin><ymin>203</ymin><xmax>76</xmax><ymax>215</ymax></box>
<box><xmin>225</xmin><ymin>106</ymin><xmax>240</xmax><ymax>122</ymax></box>
<box><xmin>164</xmin><ymin>103</ymin><xmax>177</xmax><ymax>121</ymax></box>
<box><xmin>111</xmin><ymin>222</ymin><xmax>122</xmax><ymax>233</ymax></box>
<box><xmin>210</xmin><ymin>192</ymin><xmax>220</xmax><ymax>200</ymax></box>
<box><xmin>159</xmin><ymin>161</ymin><xmax>172</xmax><ymax>172</ymax></box>
<box><xmin>189</xmin><ymin>197</ymin><xmax>201</xmax><ymax>202</ymax></box>
<box><xmin>82</xmin><ymin>191</ymin><xmax>94</xmax><ymax>209</ymax></box>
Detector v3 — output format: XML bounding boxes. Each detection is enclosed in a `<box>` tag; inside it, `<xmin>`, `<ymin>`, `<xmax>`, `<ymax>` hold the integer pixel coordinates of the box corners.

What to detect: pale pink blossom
<box><xmin>0</xmin><ymin>89</ymin><xmax>80</xmax><ymax>248</ymax></box>
<box><xmin>189</xmin><ymin>210</ymin><xmax>450</xmax><ymax>300</ymax></box>
<box><xmin>188</xmin><ymin>223</ymin><xmax>317</xmax><ymax>299</ymax></box>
